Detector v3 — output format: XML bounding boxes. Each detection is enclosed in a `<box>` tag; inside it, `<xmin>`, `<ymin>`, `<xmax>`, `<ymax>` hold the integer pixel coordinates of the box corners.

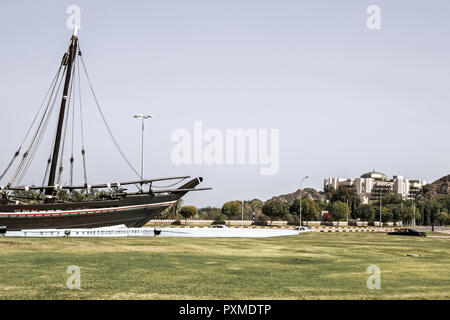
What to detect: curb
<box><xmin>147</xmin><ymin>225</ymin><xmax>394</xmax><ymax>232</ymax></box>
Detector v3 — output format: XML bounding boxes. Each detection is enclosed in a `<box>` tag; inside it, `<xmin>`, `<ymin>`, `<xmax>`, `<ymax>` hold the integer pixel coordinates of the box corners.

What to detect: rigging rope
<box><xmin>0</xmin><ymin>66</ymin><xmax>63</xmax><ymax>184</ymax></box>
<box><xmin>14</xmin><ymin>39</ymin><xmax>76</xmax><ymax>187</ymax></box>
<box><xmin>42</xmin><ymin>157</ymin><xmax>52</xmax><ymax>188</ymax></box>
<box><xmin>41</xmin><ymin>114</ymin><xmax>58</xmax><ymax>189</ymax></box>
<box><xmin>20</xmin><ymin>66</ymin><xmax>64</xmax><ymax>147</ymax></box>
<box><xmin>77</xmin><ymin>56</ymin><xmax>89</xmax><ymax>191</ymax></box>
<box><xmin>78</xmin><ymin>44</ymin><xmax>141</xmax><ymax>179</ymax></box>
<box><xmin>9</xmin><ymin>66</ymin><xmax>67</xmax><ymax>186</ymax></box>
<box><xmin>0</xmin><ymin>151</ymin><xmax>20</xmax><ymax>183</ymax></box>
<box><xmin>5</xmin><ymin>41</ymin><xmax>164</xmax><ymax>194</ymax></box>
<box><xmin>15</xmin><ymin>68</ymin><xmax>67</xmax><ymax>186</ymax></box>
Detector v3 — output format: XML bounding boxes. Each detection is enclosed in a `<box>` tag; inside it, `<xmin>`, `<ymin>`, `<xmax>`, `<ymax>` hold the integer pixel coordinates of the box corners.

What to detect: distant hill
<box><xmin>269</xmin><ymin>187</ymin><xmax>326</xmax><ymax>204</ymax></box>
<box><xmin>421</xmin><ymin>174</ymin><xmax>450</xmax><ymax>200</ymax></box>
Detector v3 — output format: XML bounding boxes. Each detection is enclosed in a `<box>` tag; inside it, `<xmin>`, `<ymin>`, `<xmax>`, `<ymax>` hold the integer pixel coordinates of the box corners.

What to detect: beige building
<box><xmin>324</xmin><ymin>171</ymin><xmax>426</xmax><ymax>204</ymax></box>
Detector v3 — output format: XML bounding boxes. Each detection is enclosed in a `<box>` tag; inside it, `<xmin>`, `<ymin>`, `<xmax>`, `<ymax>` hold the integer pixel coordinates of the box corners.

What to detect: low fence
<box><xmin>147</xmin><ymin>219</ymin><xmax>401</xmax><ymax>227</ymax></box>
<box><xmin>149</xmin><ymin>219</ymin><xmax>287</xmax><ymax>226</ymax></box>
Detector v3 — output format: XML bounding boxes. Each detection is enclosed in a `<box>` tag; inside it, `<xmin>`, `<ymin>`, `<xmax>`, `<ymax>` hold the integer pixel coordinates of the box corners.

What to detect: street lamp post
<box><xmin>346</xmin><ymin>199</ymin><xmax>349</xmax><ymax>224</ymax></box>
<box><xmin>379</xmin><ymin>188</ymin><xmax>382</xmax><ymax>227</ymax></box>
<box><xmin>299</xmin><ymin>176</ymin><xmax>309</xmax><ymax>228</ymax></box>
<box><xmin>241</xmin><ymin>200</ymin><xmax>244</xmax><ymax>227</ymax></box>
<box><xmin>133</xmin><ymin>114</ymin><xmax>152</xmax><ymax>180</ymax></box>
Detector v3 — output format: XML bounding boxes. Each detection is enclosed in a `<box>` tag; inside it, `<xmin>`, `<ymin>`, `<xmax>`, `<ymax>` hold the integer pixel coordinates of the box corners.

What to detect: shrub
<box><xmin>290</xmin><ymin>199</ymin><xmax>319</xmax><ymax>221</ymax></box>
<box><xmin>198</xmin><ymin>206</ymin><xmax>223</xmax><ymax>220</ymax></box>
<box><xmin>381</xmin><ymin>210</ymin><xmax>393</xmax><ymax>223</ymax></box>
<box><xmin>437</xmin><ymin>212</ymin><xmax>448</xmax><ymax>226</ymax></box>
<box><xmin>211</xmin><ymin>219</ymin><xmax>226</xmax><ymax>226</ymax></box>
<box><xmin>355</xmin><ymin>204</ymin><xmax>375</xmax><ymax>222</ymax></box>
<box><xmin>321</xmin><ymin>211</ymin><xmax>331</xmax><ymax>221</ymax></box>
<box><xmin>221</xmin><ymin>201</ymin><xmax>242</xmax><ymax>218</ymax></box>
<box><xmin>329</xmin><ymin>201</ymin><xmax>350</xmax><ymax>222</ymax></box>
<box><xmin>254</xmin><ymin>213</ymin><xmax>268</xmax><ymax>226</ymax></box>
<box><xmin>286</xmin><ymin>213</ymin><xmax>299</xmax><ymax>226</ymax></box>
<box><xmin>375</xmin><ymin>207</ymin><xmax>393</xmax><ymax>222</ymax></box>
<box><xmin>262</xmin><ymin>200</ymin><xmax>289</xmax><ymax>224</ymax></box>
<box><xmin>179</xmin><ymin>206</ymin><xmax>197</xmax><ymax>222</ymax></box>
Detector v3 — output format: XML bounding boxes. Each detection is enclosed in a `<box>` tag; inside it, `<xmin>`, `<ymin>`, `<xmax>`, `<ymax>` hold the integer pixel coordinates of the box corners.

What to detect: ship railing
<box><xmin>5</xmin><ymin>176</ymin><xmax>191</xmax><ymax>191</ymax></box>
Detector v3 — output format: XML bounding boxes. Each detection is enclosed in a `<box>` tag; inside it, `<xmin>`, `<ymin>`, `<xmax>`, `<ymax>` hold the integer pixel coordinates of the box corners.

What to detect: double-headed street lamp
<box><xmin>133</xmin><ymin>114</ymin><xmax>152</xmax><ymax>180</ymax></box>
<box><xmin>299</xmin><ymin>176</ymin><xmax>309</xmax><ymax>227</ymax></box>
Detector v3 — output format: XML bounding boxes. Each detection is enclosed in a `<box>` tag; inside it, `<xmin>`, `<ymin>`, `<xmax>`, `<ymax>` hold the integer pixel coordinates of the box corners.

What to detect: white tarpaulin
<box><xmin>3</xmin><ymin>225</ymin><xmax>303</xmax><ymax>238</ymax></box>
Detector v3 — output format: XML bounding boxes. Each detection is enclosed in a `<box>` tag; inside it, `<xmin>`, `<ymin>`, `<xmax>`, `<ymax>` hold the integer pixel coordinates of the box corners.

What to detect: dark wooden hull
<box><xmin>0</xmin><ymin>194</ymin><xmax>175</xmax><ymax>231</ymax></box>
<box><xmin>0</xmin><ymin>178</ymin><xmax>201</xmax><ymax>231</ymax></box>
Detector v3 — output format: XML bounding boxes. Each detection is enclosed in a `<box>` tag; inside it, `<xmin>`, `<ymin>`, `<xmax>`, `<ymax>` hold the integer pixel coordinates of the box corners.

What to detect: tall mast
<box><xmin>46</xmin><ymin>30</ymin><xmax>78</xmax><ymax>197</ymax></box>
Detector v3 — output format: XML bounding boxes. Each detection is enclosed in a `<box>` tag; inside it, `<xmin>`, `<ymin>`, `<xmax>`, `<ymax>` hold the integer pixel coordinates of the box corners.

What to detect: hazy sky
<box><xmin>0</xmin><ymin>0</ymin><xmax>449</xmax><ymax>207</ymax></box>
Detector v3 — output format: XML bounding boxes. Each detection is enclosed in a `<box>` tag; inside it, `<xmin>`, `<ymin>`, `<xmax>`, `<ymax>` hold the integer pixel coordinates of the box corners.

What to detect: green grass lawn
<box><xmin>0</xmin><ymin>233</ymin><xmax>449</xmax><ymax>300</ymax></box>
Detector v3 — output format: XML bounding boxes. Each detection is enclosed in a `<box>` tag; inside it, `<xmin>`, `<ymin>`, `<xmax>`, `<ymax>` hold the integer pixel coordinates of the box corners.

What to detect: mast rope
<box><xmin>0</xmin><ymin>151</ymin><xmax>20</xmax><ymax>183</ymax></box>
<box><xmin>78</xmin><ymin>44</ymin><xmax>141</xmax><ymax>179</ymax></box>
<box><xmin>12</xmin><ymin>67</ymin><xmax>66</xmax><ymax>185</ymax></box>
<box><xmin>42</xmin><ymin>114</ymin><xmax>58</xmax><ymax>189</ymax></box>
<box><xmin>0</xmin><ymin>66</ymin><xmax>62</xmax><ymax>184</ymax></box>
<box><xmin>77</xmin><ymin>56</ymin><xmax>89</xmax><ymax>191</ymax></box>
<box><xmin>15</xmin><ymin>76</ymin><xmax>65</xmax><ymax>186</ymax></box>
<box><xmin>11</xmin><ymin>66</ymin><xmax>67</xmax><ymax>186</ymax></box>
<box><xmin>5</xmin><ymin>39</ymin><xmax>167</xmax><ymax>195</ymax></box>
<box><xmin>20</xmin><ymin>66</ymin><xmax>64</xmax><ymax>147</ymax></box>
<box><xmin>17</xmin><ymin>66</ymin><xmax>67</xmax><ymax>185</ymax></box>
<box><xmin>41</xmin><ymin>156</ymin><xmax>52</xmax><ymax>188</ymax></box>
<box><xmin>13</xmin><ymin>67</ymin><xmax>65</xmax><ymax>185</ymax></box>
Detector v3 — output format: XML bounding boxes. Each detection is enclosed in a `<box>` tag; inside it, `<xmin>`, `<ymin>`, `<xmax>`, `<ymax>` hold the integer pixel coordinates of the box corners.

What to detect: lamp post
<box><xmin>299</xmin><ymin>176</ymin><xmax>309</xmax><ymax>228</ymax></box>
<box><xmin>379</xmin><ymin>188</ymin><xmax>382</xmax><ymax>227</ymax></box>
<box><xmin>133</xmin><ymin>114</ymin><xmax>152</xmax><ymax>180</ymax></box>
<box><xmin>346</xmin><ymin>199</ymin><xmax>349</xmax><ymax>224</ymax></box>
<box><xmin>241</xmin><ymin>200</ymin><xmax>244</xmax><ymax>227</ymax></box>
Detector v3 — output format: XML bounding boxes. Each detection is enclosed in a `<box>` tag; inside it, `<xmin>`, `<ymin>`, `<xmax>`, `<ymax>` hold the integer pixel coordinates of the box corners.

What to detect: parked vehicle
<box><xmin>294</xmin><ymin>226</ymin><xmax>314</xmax><ymax>232</ymax></box>
<box><xmin>387</xmin><ymin>228</ymin><xmax>426</xmax><ymax>237</ymax></box>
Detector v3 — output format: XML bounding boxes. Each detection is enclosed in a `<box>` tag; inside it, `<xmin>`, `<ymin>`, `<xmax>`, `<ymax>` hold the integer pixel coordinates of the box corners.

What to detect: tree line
<box><xmin>162</xmin><ymin>186</ymin><xmax>450</xmax><ymax>226</ymax></box>
<box><xmin>10</xmin><ymin>185</ymin><xmax>448</xmax><ymax>226</ymax></box>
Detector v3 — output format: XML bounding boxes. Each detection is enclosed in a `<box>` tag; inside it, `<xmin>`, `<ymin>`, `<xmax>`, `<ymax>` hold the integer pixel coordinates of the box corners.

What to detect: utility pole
<box><xmin>299</xmin><ymin>176</ymin><xmax>309</xmax><ymax>228</ymax></box>
<box><xmin>133</xmin><ymin>114</ymin><xmax>152</xmax><ymax>181</ymax></box>
<box><xmin>242</xmin><ymin>200</ymin><xmax>244</xmax><ymax>227</ymax></box>
<box><xmin>346</xmin><ymin>199</ymin><xmax>349</xmax><ymax>225</ymax></box>
<box><xmin>401</xmin><ymin>200</ymin><xmax>403</xmax><ymax>226</ymax></box>
<box><xmin>379</xmin><ymin>188</ymin><xmax>382</xmax><ymax>227</ymax></box>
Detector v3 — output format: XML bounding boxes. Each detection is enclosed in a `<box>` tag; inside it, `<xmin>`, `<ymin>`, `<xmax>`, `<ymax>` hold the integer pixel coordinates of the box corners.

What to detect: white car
<box><xmin>294</xmin><ymin>226</ymin><xmax>314</xmax><ymax>232</ymax></box>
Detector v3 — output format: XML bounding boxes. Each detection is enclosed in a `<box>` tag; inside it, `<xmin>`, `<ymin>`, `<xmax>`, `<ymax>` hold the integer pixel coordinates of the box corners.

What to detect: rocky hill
<box><xmin>269</xmin><ymin>187</ymin><xmax>326</xmax><ymax>204</ymax></box>
<box><xmin>421</xmin><ymin>174</ymin><xmax>450</xmax><ymax>200</ymax></box>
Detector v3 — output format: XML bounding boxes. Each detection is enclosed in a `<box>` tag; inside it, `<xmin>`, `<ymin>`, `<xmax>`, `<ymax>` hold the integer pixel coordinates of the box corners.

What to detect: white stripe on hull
<box><xmin>0</xmin><ymin>200</ymin><xmax>177</xmax><ymax>217</ymax></box>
